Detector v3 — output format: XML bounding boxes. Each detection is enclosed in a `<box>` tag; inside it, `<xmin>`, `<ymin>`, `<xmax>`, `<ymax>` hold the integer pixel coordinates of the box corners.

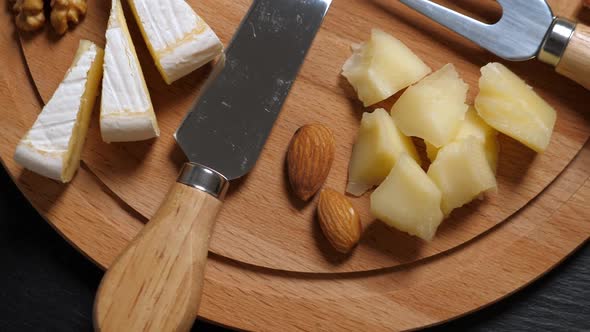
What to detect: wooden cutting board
<box><xmin>18</xmin><ymin>0</ymin><xmax>590</xmax><ymax>274</ymax></box>
<box><xmin>1</xmin><ymin>0</ymin><xmax>589</xmax><ymax>330</ymax></box>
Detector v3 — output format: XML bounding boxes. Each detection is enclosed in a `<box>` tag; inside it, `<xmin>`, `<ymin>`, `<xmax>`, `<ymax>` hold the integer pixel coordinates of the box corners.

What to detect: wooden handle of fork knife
<box><xmin>556</xmin><ymin>23</ymin><xmax>590</xmax><ymax>90</ymax></box>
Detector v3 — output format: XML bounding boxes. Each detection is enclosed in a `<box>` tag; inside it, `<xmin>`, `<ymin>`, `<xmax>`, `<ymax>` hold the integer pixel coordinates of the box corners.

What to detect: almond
<box><xmin>317</xmin><ymin>188</ymin><xmax>361</xmax><ymax>253</ymax></box>
<box><xmin>287</xmin><ymin>124</ymin><xmax>335</xmax><ymax>201</ymax></box>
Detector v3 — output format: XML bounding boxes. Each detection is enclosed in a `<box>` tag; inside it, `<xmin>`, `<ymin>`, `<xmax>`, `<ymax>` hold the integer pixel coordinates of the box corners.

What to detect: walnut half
<box><xmin>11</xmin><ymin>0</ymin><xmax>46</xmax><ymax>32</ymax></box>
<box><xmin>50</xmin><ymin>0</ymin><xmax>87</xmax><ymax>35</ymax></box>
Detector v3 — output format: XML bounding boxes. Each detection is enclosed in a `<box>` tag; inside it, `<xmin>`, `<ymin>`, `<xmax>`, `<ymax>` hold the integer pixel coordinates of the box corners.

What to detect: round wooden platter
<box><xmin>17</xmin><ymin>0</ymin><xmax>590</xmax><ymax>274</ymax></box>
<box><xmin>1</xmin><ymin>1</ymin><xmax>590</xmax><ymax>330</ymax></box>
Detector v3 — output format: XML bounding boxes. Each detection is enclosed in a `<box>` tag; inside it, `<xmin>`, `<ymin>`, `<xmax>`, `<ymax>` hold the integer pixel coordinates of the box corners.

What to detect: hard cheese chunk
<box><xmin>427</xmin><ymin>138</ymin><xmax>497</xmax><ymax>216</ymax></box>
<box><xmin>425</xmin><ymin>107</ymin><xmax>500</xmax><ymax>173</ymax></box>
<box><xmin>475</xmin><ymin>62</ymin><xmax>556</xmax><ymax>152</ymax></box>
<box><xmin>391</xmin><ymin>64</ymin><xmax>469</xmax><ymax>147</ymax></box>
<box><xmin>425</xmin><ymin>141</ymin><xmax>439</xmax><ymax>163</ymax></box>
<box><xmin>347</xmin><ymin>108</ymin><xmax>419</xmax><ymax>196</ymax></box>
<box><xmin>370</xmin><ymin>154</ymin><xmax>444</xmax><ymax>241</ymax></box>
<box><xmin>128</xmin><ymin>0</ymin><xmax>223</xmax><ymax>84</ymax></box>
<box><xmin>14</xmin><ymin>40</ymin><xmax>104</xmax><ymax>183</ymax></box>
<box><xmin>342</xmin><ymin>29</ymin><xmax>431</xmax><ymax>106</ymax></box>
<box><xmin>101</xmin><ymin>0</ymin><xmax>159</xmax><ymax>143</ymax></box>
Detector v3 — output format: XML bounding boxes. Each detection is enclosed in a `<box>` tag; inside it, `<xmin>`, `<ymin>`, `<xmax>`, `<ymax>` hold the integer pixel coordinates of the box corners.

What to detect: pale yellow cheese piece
<box><xmin>427</xmin><ymin>138</ymin><xmax>497</xmax><ymax>216</ymax></box>
<box><xmin>475</xmin><ymin>62</ymin><xmax>556</xmax><ymax>152</ymax></box>
<box><xmin>425</xmin><ymin>107</ymin><xmax>500</xmax><ymax>173</ymax></box>
<box><xmin>347</xmin><ymin>108</ymin><xmax>419</xmax><ymax>196</ymax></box>
<box><xmin>391</xmin><ymin>64</ymin><xmax>469</xmax><ymax>147</ymax></box>
<box><xmin>342</xmin><ymin>29</ymin><xmax>431</xmax><ymax>106</ymax></box>
<box><xmin>371</xmin><ymin>154</ymin><xmax>444</xmax><ymax>241</ymax></box>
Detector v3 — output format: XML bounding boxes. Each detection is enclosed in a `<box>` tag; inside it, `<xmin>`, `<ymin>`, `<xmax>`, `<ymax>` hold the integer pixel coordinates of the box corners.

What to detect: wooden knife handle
<box><xmin>556</xmin><ymin>23</ymin><xmax>590</xmax><ymax>90</ymax></box>
<box><xmin>94</xmin><ymin>165</ymin><xmax>226</xmax><ymax>332</ymax></box>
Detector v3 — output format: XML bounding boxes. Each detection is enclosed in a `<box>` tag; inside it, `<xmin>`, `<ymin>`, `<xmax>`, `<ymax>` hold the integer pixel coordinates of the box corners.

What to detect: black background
<box><xmin>0</xmin><ymin>166</ymin><xmax>588</xmax><ymax>332</ymax></box>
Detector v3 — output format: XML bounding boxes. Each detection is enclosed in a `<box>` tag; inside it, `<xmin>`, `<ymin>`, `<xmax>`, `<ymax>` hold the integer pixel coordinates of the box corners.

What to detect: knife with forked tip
<box><xmin>93</xmin><ymin>0</ymin><xmax>332</xmax><ymax>330</ymax></box>
<box><xmin>400</xmin><ymin>0</ymin><xmax>590</xmax><ymax>90</ymax></box>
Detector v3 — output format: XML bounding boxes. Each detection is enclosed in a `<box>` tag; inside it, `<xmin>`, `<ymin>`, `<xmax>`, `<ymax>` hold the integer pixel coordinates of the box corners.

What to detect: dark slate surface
<box><xmin>0</xmin><ymin>166</ymin><xmax>588</xmax><ymax>332</ymax></box>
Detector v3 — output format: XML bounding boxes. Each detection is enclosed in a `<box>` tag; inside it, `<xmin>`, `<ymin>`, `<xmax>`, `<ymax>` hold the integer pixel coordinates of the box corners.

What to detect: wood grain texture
<box><xmin>94</xmin><ymin>183</ymin><xmax>222</xmax><ymax>332</ymax></box>
<box><xmin>19</xmin><ymin>0</ymin><xmax>590</xmax><ymax>273</ymax></box>
<box><xmin>557</xmin><ymin>23</ymin><xmax>590</xmax><ymax>90</ymax></box>
<box><xmin>1</xmin><ymin>6</ymin><xmax>590</xmax><ymax>329</ymax></box>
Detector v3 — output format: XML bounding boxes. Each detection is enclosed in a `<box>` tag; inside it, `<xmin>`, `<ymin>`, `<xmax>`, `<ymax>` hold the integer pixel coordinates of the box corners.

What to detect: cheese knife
<box><xmin>400</xmin><ymin>0</ymin><xmax>590</xmax><ymax>90</ymax></box>
<box><xmin>93</xmin><ymin>0</ymin><xmax>332</xmax><ymax>330</ymax></box>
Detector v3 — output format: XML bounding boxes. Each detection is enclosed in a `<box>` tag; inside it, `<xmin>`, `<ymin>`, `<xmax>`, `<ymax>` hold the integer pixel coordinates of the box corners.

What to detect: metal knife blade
<box><xmin>94</xmin><ymin>1</ymin><xmax>333</xmax><ymax>329</ymax></box>
<box><xmin>175</xmin><ymin>0</ymin><xmax>332</xmax><ymax>180</ymax></box>
<box><xmin>399</xmin><ymin>0</ymin><xmax>554</xmax><ymax>61</ymax></box>
<box><xmin>399</xmin><ymin>1</ymin><xmax>590</xmax><ymax>90</ymax></box>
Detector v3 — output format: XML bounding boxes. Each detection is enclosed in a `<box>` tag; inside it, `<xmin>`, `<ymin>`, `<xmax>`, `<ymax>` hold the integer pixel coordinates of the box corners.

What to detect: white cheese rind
<box><xmin>101</xmin><ymin>0</ymin><xmax>159</xmax><ymax>143</ymax></box>
<box><xmin>14</xmin><ymin>41</ymin><xmax>101</xmax><ymax>182</ymax></box>
<box><xmin>129</xmin><ymin>0</ymin><xmax>223</xmax><ymax>84</ymax></box>
<box><xmin>101</xmin><ymin>29</ymin><xmax>151</xmax><ymax>116</ymax></box>
<box><xmin>158</xmin><ymin>28</ymin><xmax>223</xmax><ymax>83</ymax></box>
<box><xmin>14</xmin><ymin>144</ymin><xmax>64</xmax><ymax>180</ymax></box>
<box><xmin>100</xmin><ymin>116</ymin><xmax>158</xmax><ymax>142</ymax></box>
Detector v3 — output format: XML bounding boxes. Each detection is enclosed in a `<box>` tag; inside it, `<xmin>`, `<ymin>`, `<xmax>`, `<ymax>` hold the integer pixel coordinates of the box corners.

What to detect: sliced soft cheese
<box><xmin>101</xmin><ymin>0</ymin><xmax>159</xmax><ymax>143</ymax></box>
<box><xmin>14</xmin><ymin>40</ymin><xmax>104</xmax><ymax>183</ymax></box>
<box><xmin>128</xmin><ymin>0</ymin><xmax>223</xmax><ymax>84</ymax></box>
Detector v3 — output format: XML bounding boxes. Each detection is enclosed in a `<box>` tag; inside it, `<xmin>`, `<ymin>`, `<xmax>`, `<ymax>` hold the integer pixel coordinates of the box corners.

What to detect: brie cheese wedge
<box><xmin>101</xmin><ymin>0</ymin><xmax>159</xmax><ymax>143</ymax></box>
<box><xmin>14</xmin><ymin>40</ymin><xmax>104</xmax><ymax>183</ymax></box>
<box><xmin>128</xmin><ymin>0</ymin><xmax>223</xmax><ymax>84</ymax></box>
